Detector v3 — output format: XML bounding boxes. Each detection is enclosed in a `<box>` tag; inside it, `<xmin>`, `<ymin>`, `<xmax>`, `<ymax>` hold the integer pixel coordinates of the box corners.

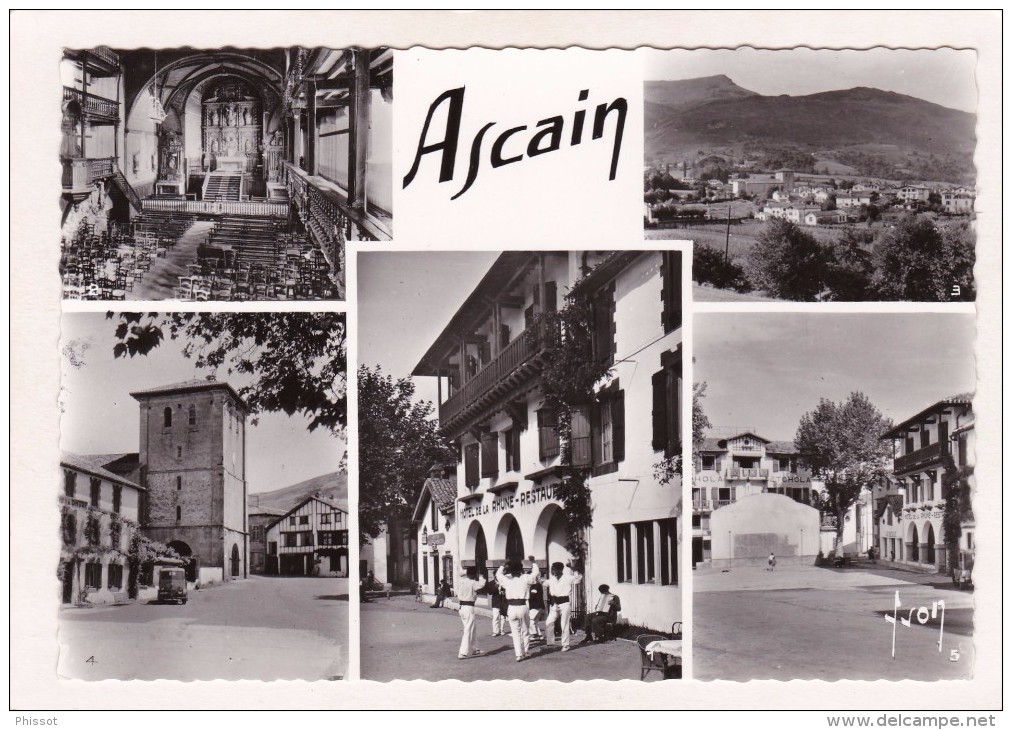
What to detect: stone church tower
<box><xmin>131</xmin><ymin>380</ymin><xmax>248</xmax><ymax>581</ymax></box>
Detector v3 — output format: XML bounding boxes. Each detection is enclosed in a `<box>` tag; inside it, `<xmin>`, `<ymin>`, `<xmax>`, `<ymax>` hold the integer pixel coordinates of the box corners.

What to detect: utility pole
<box><xmin>724</xmin><ymin>203</ymin><xmax>732</xmax><ymax>266</ymax></box>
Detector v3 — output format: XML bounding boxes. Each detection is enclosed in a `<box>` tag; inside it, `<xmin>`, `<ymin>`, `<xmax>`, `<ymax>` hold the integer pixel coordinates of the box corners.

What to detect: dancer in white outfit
<box><xmin>456</xmin><ymin>566</ymin><xmax>486</xmax><ymax>659</ymax></box>
<box><xmin>545</xmin><ymin>561</ymin><xmax>583</xmax><ymax>651</ymax></box>
<box><xmin>496</xmin><ymin>559</ymin><xmax>541</xmax><ymax>661</ymax></box>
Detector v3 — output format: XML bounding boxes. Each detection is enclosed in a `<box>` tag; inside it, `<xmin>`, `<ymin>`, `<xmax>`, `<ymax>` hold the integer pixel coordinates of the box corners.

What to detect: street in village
<box><xmin>361</xmin><ymin>595</ymin><xmax>666</xmax><ymax>682</ymax></box>
<box><xmin>58</xmin><ymin>576</ymin><xmax>348</xmax><ymax>681</ymax></box>
<box><xmin>694</xmin><ymin>562</ymin><xmax>973</xmax><ymax>681</ymax></box>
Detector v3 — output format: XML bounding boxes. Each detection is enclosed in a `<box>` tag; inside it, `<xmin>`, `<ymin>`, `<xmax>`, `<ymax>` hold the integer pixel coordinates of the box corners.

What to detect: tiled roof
<box><xmin>129</xmin><ymin>379</ymin><xmax>247</xmax><ymax>408</ymax></box>
<box><xmin>60</xmin><ymin>452</ymin><xmax>142</xmax><ymax>489</ymax></box>
<box><xmin>698</xmin><ymin>437</ymin><xmax>726</xmax><ymax>452</ymax></box>
<box><xmin>765</xmin><ymin>441</ymin><xmax>798</xmax><ymax>454</ymax></box>
<box><xmin>426</xmin><ymin>477</ymin><xmax>458</xmax><ymax>512</ymax></box>
<box><xmin>881</xmin><ymin>393</ymin><xmax>974</xmax><ymax>439</ymax></box>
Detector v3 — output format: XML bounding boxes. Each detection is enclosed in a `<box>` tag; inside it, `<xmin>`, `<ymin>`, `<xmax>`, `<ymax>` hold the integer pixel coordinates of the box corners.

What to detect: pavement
<box><xmin>361</xmin><ymin>596</ymin><xmax>667</xmax><ymax>681</ymax></box>
<box><xmin>58</xmin><ymin>574</ymin><xmax>347</xmax><ymax>681</ymax></box>
<box><xmin>693</xmin><ymin>564</ymin><xmax>973</xmax><ymax>681</ymax></box>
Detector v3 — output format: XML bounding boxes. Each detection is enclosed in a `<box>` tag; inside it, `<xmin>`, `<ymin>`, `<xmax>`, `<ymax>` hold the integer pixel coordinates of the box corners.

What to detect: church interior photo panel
<box><xmin>59</xmin><ymin>46</ymin><xmax>393</xmax><ymax>303</ymax></box>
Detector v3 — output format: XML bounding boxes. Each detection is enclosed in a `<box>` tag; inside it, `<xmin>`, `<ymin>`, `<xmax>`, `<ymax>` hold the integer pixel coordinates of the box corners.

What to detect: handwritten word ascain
<box><xmin>402</xmin><ymin>87</ymin><xmax>627</xmax><ymax>200</ymax></box>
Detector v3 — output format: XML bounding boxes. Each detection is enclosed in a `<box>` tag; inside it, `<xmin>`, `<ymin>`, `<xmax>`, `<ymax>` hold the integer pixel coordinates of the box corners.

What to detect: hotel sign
<box><xmin>459</xmin><ymin>483</ymin><xmax>561</xmax><ymax>520</ymax></box>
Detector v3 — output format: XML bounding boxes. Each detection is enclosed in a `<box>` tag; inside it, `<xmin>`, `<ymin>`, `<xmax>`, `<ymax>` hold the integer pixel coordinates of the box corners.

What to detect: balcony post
<box><xmin>80</xmin><ymin>59</ymin><xmax>88</xmax><ymax>159</ymax></box>
<box><xmin>347</xmin><ymin>47</ymin><xmax>370</xmax><ymax>214</ymax></box>
<box><xmin>306</xmin><ymin>79</ymin><xmax>317</xmax><ymax>176</ymax></box>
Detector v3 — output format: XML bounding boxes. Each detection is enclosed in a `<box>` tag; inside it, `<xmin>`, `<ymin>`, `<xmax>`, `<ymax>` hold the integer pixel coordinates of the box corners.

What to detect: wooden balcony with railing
<box><xmin>285</xmin><ymin>163</ymin><xmax>391</xmax><ymax>243</ymax></box>
<box><xmin>63</xmin><ymin>86</ymin><xmax>120</xmax><ymax>121</ymax></box>
<box><xmin>726</xmin><ymin>467</ymin><xmax>769</xmax><ymax>480</ymax></box>
<box><xmin>62</xmin><ymin>156</ymin><xmax>117</xmax><ymax>196</ymax></box>
<box><xmin>893</xmin><ymin>441</ymin><xmax>944</xmax><ymax>475</ymax></box>
<box><xmin>439</xmin><ymin>325</ymin><xmax>550</xmax><ymax>430</ymax></box>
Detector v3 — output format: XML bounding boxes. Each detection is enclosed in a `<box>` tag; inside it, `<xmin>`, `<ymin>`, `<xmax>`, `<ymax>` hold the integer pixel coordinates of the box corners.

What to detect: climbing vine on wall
<box><xmin>527</xmin><ymin>291</ymin><xmax>613</xmax><ymax>562</ymax></box>
<box><xmin>941</xmin><ymin>448</ymin><xmax>973</xmax><ymax>573</ymax></box>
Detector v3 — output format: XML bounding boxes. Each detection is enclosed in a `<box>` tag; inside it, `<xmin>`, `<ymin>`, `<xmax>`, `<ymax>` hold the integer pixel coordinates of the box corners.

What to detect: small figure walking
<box><xmin>768</xmin><ymin>552</ymin><xmax>776</xmax><ymax>572</ymax></box>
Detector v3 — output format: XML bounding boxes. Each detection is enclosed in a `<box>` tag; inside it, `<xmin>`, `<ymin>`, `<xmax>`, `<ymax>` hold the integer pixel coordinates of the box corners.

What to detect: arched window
<box><xmin>176</xmin><ymin>476</ymin><xmax>182</xmax><ymax>491</ymax></box>
<box><xmin>176</xmin><ymin>506</ymin><xmax>181</xmax><ymax>521</ymax></box>
<box><xmin>163</xmin><ymin>407</ymin><xmax>173</xmax><ymax>427</ymax></box>
<box><xmin>188</xmin><ymin>404</ymin><xmax>196</xmax><ymax>426</ymax></box>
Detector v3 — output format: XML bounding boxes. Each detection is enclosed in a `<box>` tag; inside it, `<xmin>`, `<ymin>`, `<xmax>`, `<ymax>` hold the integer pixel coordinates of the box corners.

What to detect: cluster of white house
<box><xmin>405</xmin><ymin>250</ymin><xmax>684</xmax><ymax>633</ymax></box>
<box><xmin>645</xmin><ymin>164</ymin><xmax>976</xmax><ymax>225</ymax></box>
<box><xmin>691</xmin><ymin>394</ymin><xmax>975</xmax><ymax>574</ymax></box>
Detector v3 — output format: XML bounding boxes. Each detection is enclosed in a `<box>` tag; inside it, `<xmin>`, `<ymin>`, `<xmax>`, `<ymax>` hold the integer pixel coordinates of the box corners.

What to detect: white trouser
<box><xmin>458</xmin><ymin>605</ymin><xmax>477</xmax><ymax>656</ymax></box>
<box><xmin>491</xmin><ymin>606</ymin><xmax>507</xmax><ymax>635</ymax></box>
<box><xmin>506</xmin><ymin>604</ymin><xmax>530</xmax><ymax>658</ymax></box>
<box><xmin>545</xmin><ymin>601</ymin><xmax>573</xmax><ymax>649</ymax></box>
<box><xmin>528</xmin><ymin>607</ymin><xmax>542</xmax><ymax>636</ymax></box>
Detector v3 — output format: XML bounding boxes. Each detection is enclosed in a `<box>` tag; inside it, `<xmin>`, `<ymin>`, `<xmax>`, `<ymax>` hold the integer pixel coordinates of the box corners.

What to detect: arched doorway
<box><xmin>230</xmin><ymin>543</ymin><xmax>241</xmax><ymax>578</ymax></box>
<box><xmin>908</xmin><ymin>524</ymin><xmax>920</xmax><ymax>563</ymax></box>
<box><xmin>494</xmin><ymin>514</ymin><xmax>525</xmax><ymax>565</ymax></box>
<box><xmin>506</xmin><ymin>519</ymin><xmax>524</xmax><ymax>563</ymax></box>
<box><xmin>167</xmin><ymin>540</ymin><xmax>192</xmax><ymax>557</ymax></box>
<box><xmin>467</xmin><ymin>522</ymin><xmax>489</xmax><ymax>578</ymax></box>
<box><xmin>924</xmin><ymin>523</ymin><xmax>936</xmax><ymax>565</ymax></box>
<box><xmin>533</xmin><ymin>503</ymin><xmax>571</xmax><ymax>566</ymax></box>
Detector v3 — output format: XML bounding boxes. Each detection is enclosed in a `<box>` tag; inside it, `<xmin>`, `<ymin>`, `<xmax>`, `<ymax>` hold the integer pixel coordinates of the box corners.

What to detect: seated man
<box><xmin>582</xmin><ymin>584</ymin><xmax>620</xmax><ymax>643</ymax></box>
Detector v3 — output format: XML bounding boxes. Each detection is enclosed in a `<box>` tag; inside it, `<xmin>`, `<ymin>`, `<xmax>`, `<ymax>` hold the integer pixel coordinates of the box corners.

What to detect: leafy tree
<box><xmin>795</xmin><ymin>392</ymin><xmax>893</xmax><ymax>549</ymax></box>
<box><xmin>692</xmin><ymin>244</ymin><xmax>751</xmax><ymax>292</ymax></box>
<box><xmin>821</xmin><ymin>194</ymin><xmax>838</xmax><ymax>211</ymax></box>
<box><xmin>357</xmin><ymin>365</ymin><xmax>456</xmax><ymax>543</ymax></box>
<box><xmin>871</xmin><ymin>214</ymin><xmax>975</xmax><ymax>301</ymax></box>
<box><xmin>108</xmin><ymin>312</ymin><xmax>347</xmax><ymax>434</ymax></box>
<box><xmin>744</xmin><ymin>219</ymin><xmax>832</xmax><ymax>301</ymax></box>
<box><xmin>825</xmin><ymin>228</ymin><xmax>876</xmax><ymax>301</ymax></box>
<box><xmin>927</xmin><ymin>191</ymin><xmax>944</xmax><ymax>213</ymax></box>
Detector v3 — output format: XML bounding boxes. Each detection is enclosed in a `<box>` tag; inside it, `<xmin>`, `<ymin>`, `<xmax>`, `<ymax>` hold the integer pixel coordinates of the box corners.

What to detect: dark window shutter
<box><xmin>464</xmin><ymin>444</ymin><xmax>480</xmax><ymax>488</ymax></box>
<box><xmin>652</xmin><ymin>370</ymin><xmax>667</xmax><ymax>452</ymax></box>
<box><xmin>532</xmin><ymin>284</ymin><xmax>540</xmax><ymax>307</ymax></box>
<box><xmin>571</xmin><ymin>405</ymin><xmax>592</xmax><ymax>467</ymax></box>
<box><xmin>544</xmin><ymin>281</ymin><xmax>557</xmax><ymax>313</ymax></box>
<box><xmin>667</xmin><ymin>369</ymin><xmax>682</xmax><ymax>458</ymax></box>
<box><xmin>662</xmin><ymin>250</ymin><xmax>682</xmax><ymax>333</ymax></box>
<box><xmin>613</xmin><ymin>391</ymin><xmax>626</xmax><ymax>463</ymax></box>
<box><xmin>511</xmin><ymin>427</ymin><xmax>521</xmax><ymax>471</ymax></box>
<box><xmin>500</xmin><ymin>324</ymin><xmax>511</xmax><ymax>349</ymax></box>
<box><xmin>537</xmin><ymin>408</ymin><xmax>560</xmax><ymax>460</ymax></box>
<box><xmin>937</xmin><ymin>420</ymin><xmax>948</xmax><ymax>451</ymax></box>
<box><xmin>480</xmin><ymin>433</ymin><xmax>499</xmax><ymax>479</ymax></box>
<box><xmin>479</xmin><ymin>340</ymin><xmax>491</xmax><ymax>367</ymax></box>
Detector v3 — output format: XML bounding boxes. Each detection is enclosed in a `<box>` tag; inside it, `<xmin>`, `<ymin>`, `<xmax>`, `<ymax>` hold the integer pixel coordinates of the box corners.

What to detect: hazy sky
<box><xmin>695</xmin><ymin>312</ymin><xmax>976</xmax><ymax>441</ymax></box>
<box><xmin>358</xmin><ymin>251</ymin><xmax>499</xmax><ymax>408</ymax></box>
<box><xmin>642</xmin><ymin>47</ymin><xmax>978</xmax><ymax>113</ymax></box>
<box><xmin>60</xmin><ymin>314</ymin><xmax>343</xmax><ymax>494</ymax></box>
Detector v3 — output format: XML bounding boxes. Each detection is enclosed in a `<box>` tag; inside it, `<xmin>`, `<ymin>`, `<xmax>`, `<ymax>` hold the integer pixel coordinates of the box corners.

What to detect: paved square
<box><xmin>360</xmin><ymin>596</ymin><xmax>669</xmax><ymax>681</ymax></box>
<box><xmin>694</xmin><ymin>564</ymin><xmax>973</xmax><ymax>681</ymax></box>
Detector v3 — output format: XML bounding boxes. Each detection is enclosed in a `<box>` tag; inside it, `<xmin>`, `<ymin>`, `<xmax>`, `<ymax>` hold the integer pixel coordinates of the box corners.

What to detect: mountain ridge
<box><xmin>645</xmin><ymin>76</ymin><xmax>976</xmax><ymax>182</ymax></box>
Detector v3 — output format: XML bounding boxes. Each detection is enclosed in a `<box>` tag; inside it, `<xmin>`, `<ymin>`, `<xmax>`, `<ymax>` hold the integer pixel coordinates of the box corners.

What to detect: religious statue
<box><xmin>207</xmin><ymin>108</ymin><xmax>215</xmax><ymax>126</ymax></box>
<box><xmin>222</xmin><ymin>105</ymin><xmax>230</xmax><ymax>126</ymax></box>
<box><xmin>242</xmin><ymin>107</ymin><xmax>249</xmax><ymax>126</ymax></box>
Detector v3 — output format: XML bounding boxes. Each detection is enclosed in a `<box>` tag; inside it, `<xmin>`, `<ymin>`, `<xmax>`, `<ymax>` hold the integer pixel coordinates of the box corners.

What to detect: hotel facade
<box><xmin>879</xmin><ymin>394</ymin><xmax>975</xmax><ymax>572</ymax></box>
<box><xmin>411</xmin><ymin>250</ymin><xmax>683</xmax><ymax>632</ymax></box>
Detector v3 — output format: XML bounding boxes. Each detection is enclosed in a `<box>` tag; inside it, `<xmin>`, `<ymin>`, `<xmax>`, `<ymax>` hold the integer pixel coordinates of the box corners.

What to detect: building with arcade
<box><xmin>411</xmin><ymin>250</ymin><xmax>684</xmax><ymax>632</ymax></box>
